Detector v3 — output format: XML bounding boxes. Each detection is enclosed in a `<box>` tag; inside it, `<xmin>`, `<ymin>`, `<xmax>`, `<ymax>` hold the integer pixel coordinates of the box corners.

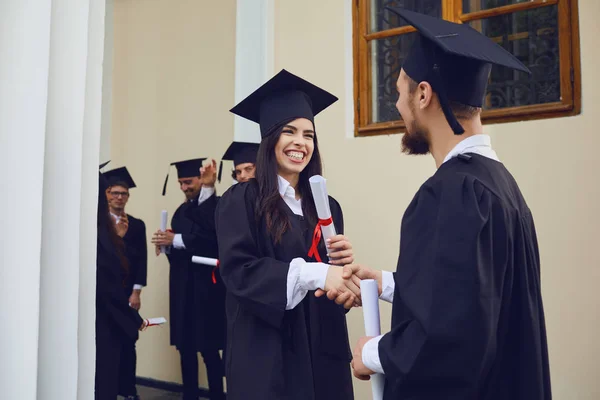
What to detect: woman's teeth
<box><xmin>286</xmin><ymin>151</ymin><xmax>304</xmax><ymax>161</ymax></box>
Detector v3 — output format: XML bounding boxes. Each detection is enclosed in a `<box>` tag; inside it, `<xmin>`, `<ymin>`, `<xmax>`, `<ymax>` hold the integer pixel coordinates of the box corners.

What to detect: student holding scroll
<box><xmin>333</xmin><ymin>9</ymin><xmax>551</xmax><ymax>400</ymax></box>
<box><xmin>95</xmin><ymin>169</ymin><xmax>147</xmax><ymax>399</ymax></box>
<box><xmin>215</xmin><ymin>70</ymin><xmax>358</xmax><ymax>400</ymax></box>
<box><xmin>152</xmin><ymin>159</ymin><xmax>226</xmax><ymax>400</ymax></box>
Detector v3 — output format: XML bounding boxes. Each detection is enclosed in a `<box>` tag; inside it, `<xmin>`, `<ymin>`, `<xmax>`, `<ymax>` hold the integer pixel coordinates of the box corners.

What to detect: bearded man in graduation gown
<box><xmin>152</xmin><ymin>158</ymin><xmax>226</xmax><ymax>400</ymax></box>
<box><xmin>336</xmin><ymin>9</ymin><xmax>551</xmax><ymax>400</ymax></box>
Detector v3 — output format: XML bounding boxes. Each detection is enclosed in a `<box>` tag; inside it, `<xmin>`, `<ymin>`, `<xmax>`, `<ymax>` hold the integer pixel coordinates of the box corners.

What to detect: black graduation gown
<box><xmin>379</xmin><ymin>154</ymin><xmax>551</xmax><ymax>400</ymax></box>
<box><xmin>122</xmin><ymin>214</ymin><xmax>147</xmax><ymax>294</ymax></box>
<box><xmin>95</xmin><ymin>228</ymin><xmax>143</xmax><ymax>399</ymax></box>
<box><xmin>215</xmin><ymin>180</ymin><xmax>354</xmax><ymax>400</ymax></box>
<box><xmin>167</xmin><ymin>195</ymin><xmax>226</xmax><ymax>352</ymax></box>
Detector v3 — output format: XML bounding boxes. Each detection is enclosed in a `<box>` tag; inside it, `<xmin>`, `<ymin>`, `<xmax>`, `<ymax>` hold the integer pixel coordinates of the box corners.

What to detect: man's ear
<box><xmin>418</xmin><ymin>81</ymin><xmax>434</xmax><ymax>110</ymax></box>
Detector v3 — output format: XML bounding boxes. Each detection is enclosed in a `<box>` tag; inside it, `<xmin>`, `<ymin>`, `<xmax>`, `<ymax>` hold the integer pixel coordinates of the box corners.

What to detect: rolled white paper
<box><xmin>160</xmin><ymin>210</ymin><xmax>168</xmax><ymax>254</ymax></box>
<box><xmin>191</xmin><ymin>256</ymin><xmax>220</xmax><ymax>267</ymax></box>
<box><xmin>361</xmin><ymin>279</ymin><xmax>385</xmax><ymax>400</ymax></box>
<box><xmin>309</xmin><ymin>175</ymin><xmax>337</xmax><ymax>260</ymax></box>
<box><xmin>146</xmin><ymin>317</ymin><xmax>167</xmax><ymax>327</ymax></box>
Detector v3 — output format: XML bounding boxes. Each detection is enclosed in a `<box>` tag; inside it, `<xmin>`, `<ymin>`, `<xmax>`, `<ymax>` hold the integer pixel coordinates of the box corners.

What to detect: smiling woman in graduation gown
<box><xmin>95</xmin><ymin>172</ymin><xmax>144</xmax><ymax>399</ymax></box>
<box><xmin>215</xmin><ymin>70</ymin><xmax>356</xmax><ymax>400</ymax></box>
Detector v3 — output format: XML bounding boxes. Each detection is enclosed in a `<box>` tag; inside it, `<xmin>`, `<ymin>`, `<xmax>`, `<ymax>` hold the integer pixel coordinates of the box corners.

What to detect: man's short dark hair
<box><xmin>108</xmin><ymin>181</ymin><xmax>130</xmax><ymax>190</ymax></box>
<box><xmin>407</xmin><ymin>77</ymin><xmax>480</xmax><ymax>120</ymax></box>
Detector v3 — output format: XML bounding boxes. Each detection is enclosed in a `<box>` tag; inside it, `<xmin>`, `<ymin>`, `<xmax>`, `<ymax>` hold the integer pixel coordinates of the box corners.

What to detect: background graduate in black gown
<box><xmin>102</xmin><ymin>166</ymin><xmax>148</xmax><ymax>400</ymax></box>
<box><xmin>185</xmin><ymin>142</ymin><xmax>260</xmax><ymax>254</ymax></box>
<box><xmin>96</xmin><ymin>170</ymin><xmax>146</xmax><ymax>399</ymax></box>
<box><xmin>338</xmin><ymin>9</ymin><xmax>552</xmax><ymax>400</ymax></box>
<box><xmin>152</xmin><ymin>159</ymin><xmax>226</xmax><ymax>400</ymax></box>
<box><xmin>215</xmin><ymin>70</ymin><xmax>361</xmax><ymax>400</ymax></box>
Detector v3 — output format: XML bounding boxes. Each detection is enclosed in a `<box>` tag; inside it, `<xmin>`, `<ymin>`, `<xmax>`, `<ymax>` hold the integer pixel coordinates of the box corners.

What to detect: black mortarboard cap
<box><xmin>99</xmin><ymin>160</ymin><xmax>110</xmax><ymax>170</ymax></box>
<box><xmin>229</xmin><ymin>69</ymin><xmax>338</xmax><ymax>138</ymax></box>
<box><xmin>102</xmin><ymin>166</ymin><xmax>137</xmax><ymax>189</ymax></box>
<box><xmin>386</xmin><ymin>8</ymin><xmax>531</xmax><ymax>134</ymax></box>
<box><xmin>162</xmin><ymin>158</ymin><xmax>206</xmax><ymax>196</ymax></box>
<box><xmin>217</xmin><ymin>141</ymin><xmax>259</xmax><ymax>182</ymax></box>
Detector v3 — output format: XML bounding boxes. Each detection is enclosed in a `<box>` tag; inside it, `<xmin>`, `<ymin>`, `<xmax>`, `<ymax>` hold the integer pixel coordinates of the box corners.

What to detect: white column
<box><xmin>233</xmin><ymin>0</ymin><xmax>275</xmax><ymax>143</ymax></box>
<box><xmin>79</xmin><ymin>0</ymin><xmax>109</xmax><ymax>398</ymax></box>
<box><xmin>0</xmin><ymin>0</ymin><xmax>106</xmax><ymax>399</ymax></box>
<box><xmin>0</xmin><ymin>1</ymin><xmax>52</xmax><ymax>398</ymax></box>
<box><xmin>37</xmin><ymin>0</ymin><xmax>106</xmax><ymax>397</ymax></box>
<box><xmin>100</xmin><ymin>0</ymin><xmax>114</xmax><ymax>163</ymax></box>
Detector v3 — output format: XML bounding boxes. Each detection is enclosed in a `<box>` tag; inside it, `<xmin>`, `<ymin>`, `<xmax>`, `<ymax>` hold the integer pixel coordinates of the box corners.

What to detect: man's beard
<box><xmin>401</xmin><ymin>118</ymin><xmax>430</xmax><ymax>155</ymax></box>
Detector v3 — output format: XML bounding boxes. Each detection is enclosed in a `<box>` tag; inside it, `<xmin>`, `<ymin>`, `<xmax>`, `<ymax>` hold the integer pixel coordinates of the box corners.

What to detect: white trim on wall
<box><xmin>233</xmin><ymin>0</ymin><xmax>275</xmax><ymax>144</ymax></box>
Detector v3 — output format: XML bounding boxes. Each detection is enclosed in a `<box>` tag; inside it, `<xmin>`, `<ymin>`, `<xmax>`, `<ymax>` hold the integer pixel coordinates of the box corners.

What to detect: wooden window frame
<box><xmin>353</xmin><ymin>0</ymin><xmax>582</xmax><ymax>137</ymax></box>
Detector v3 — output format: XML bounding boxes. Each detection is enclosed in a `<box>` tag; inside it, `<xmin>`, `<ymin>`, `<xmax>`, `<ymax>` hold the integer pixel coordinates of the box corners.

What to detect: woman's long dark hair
<box><xmin>255</xmin><ymin>119</ymin><xmax>323</xmax><ymax>244</ymax></box>
<box><xmin>98</xmin><ymin>173</ymin><xmax>129</xmax><ymax>280</ymax></box>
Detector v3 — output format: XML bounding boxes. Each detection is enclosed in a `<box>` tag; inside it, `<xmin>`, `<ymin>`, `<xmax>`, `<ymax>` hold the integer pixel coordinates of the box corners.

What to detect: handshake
<box><xmin>315</xmin><ymin>264</ymin><xmax>382</xmax><ymax>309</ymax></box>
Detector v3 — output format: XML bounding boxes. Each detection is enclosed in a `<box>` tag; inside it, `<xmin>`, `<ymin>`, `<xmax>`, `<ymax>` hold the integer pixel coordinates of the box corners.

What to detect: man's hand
<box><xmin>315</xmin><ymin>263</ymin><xmax>383</xmax><ymax>305</ymax></box>
<box><xmin>139</xmin><ymin>319</ymin><xmax>148</xmax><ymax>331</ymax></box>
<box><xmin>114</xmin><ymin>213</ymin><xmax>129</xmax><ymax>238</ymax></box>
<box><xmin>152</xmin><ymin>229</ymin><xmax>175</xmax><ymax>247</ymax></box>
<box><xmin>314</xmin><ymin>266</ymin><xmax>361</xmax><ymax>309</ymax></box>
<box><xmin>326</xmin><ymin>235</ymin><xmax>354</xmax><ymax>266</ymax></box>
<box><xmin>199</xmin><ymin>159</ymin><xmax>217</xmax><ymax>187</ymax></box>
<box><xmin>129</xmin><ymin>290</ymin><xmax>141</xmax><ymax>310</ymax></box>
<box><xmin>343</xmin><ymin>264</ymin><xmax>383</xmax><ymax>296</ymax></box>
<box><xmin>351</xmin><ymin>336</ymin><xmax>376</xmax><ymax>380</ymax></box>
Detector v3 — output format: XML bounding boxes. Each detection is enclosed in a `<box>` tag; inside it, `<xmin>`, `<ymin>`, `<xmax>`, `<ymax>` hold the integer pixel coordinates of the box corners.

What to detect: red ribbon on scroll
<box><xmin>308</xmin><ymin>217</ymin><xmax>333</xmax><ymax>263</ymax></box>
<box><xmin>212</xmin><ymin>260</ymin><xmax>221</xmax><ymax>284</ymax></box>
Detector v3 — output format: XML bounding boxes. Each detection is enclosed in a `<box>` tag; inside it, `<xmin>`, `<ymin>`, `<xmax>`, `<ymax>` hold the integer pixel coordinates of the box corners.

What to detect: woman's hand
<box><xmin>326</xmin><ymin>235</ymin><xmax>354</xmax><ymax>266</ymax></box>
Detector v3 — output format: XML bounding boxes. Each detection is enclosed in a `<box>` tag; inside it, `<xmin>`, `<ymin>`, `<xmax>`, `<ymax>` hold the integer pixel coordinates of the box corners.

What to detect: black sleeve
<box><xmin>96</xmin><ymin>240</ymin><xmax>143</xmax><ymax>341</ymax></box>
<box><xmin>134</xmin><ymin>220</ymin><xmax>148</xmax><ymax>287</ymax></box>
<box><xmin>215</xmin><ymin>182</ymin><xmax>289</xmax><ymax>329</ymax></box>
<box><xmin>379</xmin><ymin>173</ymin><xmax>506</xmax><ymax>389</ymax></box>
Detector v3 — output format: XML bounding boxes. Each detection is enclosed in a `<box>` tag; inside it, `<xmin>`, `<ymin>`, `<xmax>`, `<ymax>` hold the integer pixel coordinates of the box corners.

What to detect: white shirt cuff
<box><xmin>198</xmin><ymin>186</ymin><xmax>215</xmax><ymax>205</ymax></box>
<box><xmin>133</xmin><ymin>284</ymin><xmax>143</xmax><ymax>290</ymax></box>
<box><xmin>380</xmin><ymin>271</ymin><xmax>395</xmax><ymax>303</ymax></box>
<box><xmin>286</xmin><ymin>258</ymin><xmax>329</xmax><ymax>310</ymax></box>
<box><xmin>362</xmin><ymin>335</ymin><xmax>385</xmax><ymax>374</ymax></box>
<box><xmin>172</xmin><ymin>233</ymin><xmax>185</xmax><ymax>249</ymax></box>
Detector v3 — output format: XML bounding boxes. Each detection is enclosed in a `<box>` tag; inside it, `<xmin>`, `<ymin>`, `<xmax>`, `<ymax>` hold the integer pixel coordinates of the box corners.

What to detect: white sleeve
<box><xmin>379</xmin><ymin>271</ymin><xmax>395</xmax><ymax>303</ymax></box>
<box><xmin>197</xmin><ymin>186</ymin><xmax>215</xmax><ymax>205</ymax></box>
<box><xmin>286</xmin><ymin>258</ymin><xmax>329</xmax><ymax>310</ymax></box>
<box><xmin>362</xmin><ymin>335</ymin><xmax>385</xmax><ymax>374</ymax></box>
<box><xmin>172</xmin><ymin>233</ymin><xmax>186</xmax><ymax>250</ymax></box>
<box><xmin>133</xmin><ymin>284</ymin><xmax>143</xmax><ymax>290</ymax></box>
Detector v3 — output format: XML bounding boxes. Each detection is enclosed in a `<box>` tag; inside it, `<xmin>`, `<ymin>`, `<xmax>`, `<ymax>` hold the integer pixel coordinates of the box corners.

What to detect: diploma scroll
<box><xmin>308</xmin><ymin>175</ymin><xmax>337</xmax><ymax>262</ymax></box>
<box><xmin>191</xmin><ymin>256</ymin><xmax>221</xmax><ymax>284</ymax></box>
<box><xmin>145</xmin><ymin>317</ymin><xmax>167</xmax><ymax>328</ymax></box>
<box><xmin>191</xmin><ymin>256</ymin><xmax>220</xmax><ymax>267</ymax></box>
<box><xmin>160</xmin><ymin>210</ymin><xmax>168</xmax><ymax>254</ymax></box>
<box><xmin>361</xmin><ymin>279</ymin><xmax>385</xmax><ymax>400</ymax></box>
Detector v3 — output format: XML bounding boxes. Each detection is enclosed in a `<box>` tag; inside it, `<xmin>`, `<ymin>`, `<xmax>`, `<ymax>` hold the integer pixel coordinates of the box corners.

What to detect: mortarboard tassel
<box><xmin>217</xmin><ymin>160</ymin><xmax>223</xmax><ymax>183</ymax></box>
<box><xmin>431</xmin><ymin>65</ymin><xmax>465</xmax><ymax>135</ymax></box>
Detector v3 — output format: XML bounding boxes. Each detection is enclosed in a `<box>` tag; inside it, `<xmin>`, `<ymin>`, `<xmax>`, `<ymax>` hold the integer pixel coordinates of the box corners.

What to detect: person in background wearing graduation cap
<box><xmin>185</xmin><ymin>142</ymin><xmax>259</xmax><ymax>240</ymax></box>
<box><xmin>215</xmin><ymin>69</ymin><xmax>360</xmax><ymax>400</ymax></box>
<box><xmin>152</xmin><ymin>158</ymin><xmax>226</xmax><ymax>400</ymax></box>
<box><xmin>96</xmin><ymin>165</ymin><xmax>148</xmax><ymax>399</ymax></box>
<box><xmin>102</xmin><ymin>166</ymin><xmax>148</xmax><ymax>400</ymax></box>
<box><xmin>220</xmin><ymin>141</ymin><xmax>259</xmax><ymax>184</ymax></box>
<box><xmin>326</xmin><ymin>8</ymin><xmax>551</xmax><ymax>400</ymax></box>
